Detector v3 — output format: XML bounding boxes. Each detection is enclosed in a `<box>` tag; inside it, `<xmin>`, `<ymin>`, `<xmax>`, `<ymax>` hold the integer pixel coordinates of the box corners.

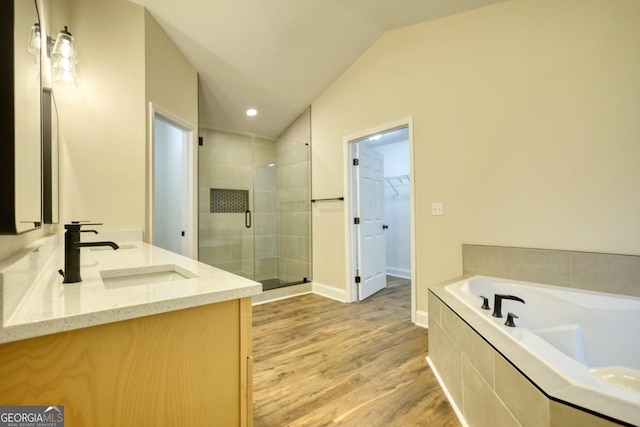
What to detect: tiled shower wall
<box><xmin>198</xmin><ymin>128</ymin><xmax>277</xmax><ymax>280</ymax></box>
<box><xmin>276</xmin><ymin>108</ymin><xmax>311</xmax><ymax>284</ymax></box>
<box><xmin>198</xmin><ymin>107</ymin><xmax>311</xmax><ymax>284</ymax></box>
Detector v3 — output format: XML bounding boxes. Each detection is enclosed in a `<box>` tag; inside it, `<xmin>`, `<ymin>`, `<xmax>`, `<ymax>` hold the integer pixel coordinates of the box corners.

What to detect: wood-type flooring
<box><xmin>252</xmin><ymin>276</ymin><xmax>461</xmax><ymax>427</ymax></box>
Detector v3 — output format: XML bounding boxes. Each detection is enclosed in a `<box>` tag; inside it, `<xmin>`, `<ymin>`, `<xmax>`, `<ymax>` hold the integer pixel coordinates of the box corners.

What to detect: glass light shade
<box><xmin>52</xmin><ymin>26</ymin><xmax>78</xmax><ymax>64</ymax></box>
<box><xmin>54</xmin><ymin>57</ymin><xmax>78</xmax><ymax>87</ymax></box>
<box><xmin>27</xmin><ymin>23</ymin><xmax>41</xmax><ymax>56</ymax></box>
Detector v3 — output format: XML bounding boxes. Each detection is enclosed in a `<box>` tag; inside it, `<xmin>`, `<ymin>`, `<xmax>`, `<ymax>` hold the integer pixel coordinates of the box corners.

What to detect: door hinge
<box><xmin>198</xmin><ymin>136</ymin><xmax>203</xmax><ymax>146</ymax></box>
<box><xmin>354</xmin><ymin>217</ymin><xmax>360</xmax><ymax>225</ymax></box>
<box><xmin>355</xmin><ymin>275</ymin><xmax>361</xmax><ymax>284</ymax></box>
<box><xmin>353</xmin><ymin>158</ymin><xmax>359</xmax><ymax>166</ymax></box>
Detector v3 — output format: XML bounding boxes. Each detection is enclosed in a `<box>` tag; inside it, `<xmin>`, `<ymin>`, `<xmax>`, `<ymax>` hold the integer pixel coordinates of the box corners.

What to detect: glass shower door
<box><xmin>270</xmin><ymin>134</ymin><xmax>311</xmax><ymax>288</ymax></box>
<box><xmin>198</xmin><ymin>130</ymin><xmax>256</xmax><ymax>280</ymax></box>
<box><xmin>198</xmin><ymin>108</ymin><xmax>312</xmax><ymax>289</ymax></box>
<box><xmin>252</xmin><ymin>137</ymin><xmax>279</xmax><ymax>285</ymax></box>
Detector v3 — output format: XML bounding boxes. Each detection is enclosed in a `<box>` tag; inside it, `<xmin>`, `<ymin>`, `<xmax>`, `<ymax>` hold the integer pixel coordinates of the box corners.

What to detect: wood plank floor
<box><xmin>252</xmin><ymin>277</ymin><xmax>461</xmax><ymax>427</ymax></box>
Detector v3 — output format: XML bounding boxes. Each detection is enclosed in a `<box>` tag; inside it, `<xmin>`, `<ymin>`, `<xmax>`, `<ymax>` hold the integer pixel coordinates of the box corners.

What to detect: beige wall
<box><xmin>311</xmin><ymin>0</ymin><xmax>640</xmax><ymax>311</ymax></box>
<box><xmin>144</xmin><ymin>10</ymin><xmax>199</xmax><ymax>240</ymax></box>
<box><xmin>54</xmin><ymin>0</ymin><xmax>146</xmax><ymax>232</ymax></box>
<box><xmin>144</xmin><ymin>11</ymin><xmax>198</xmax><ymax>127</ymax></box>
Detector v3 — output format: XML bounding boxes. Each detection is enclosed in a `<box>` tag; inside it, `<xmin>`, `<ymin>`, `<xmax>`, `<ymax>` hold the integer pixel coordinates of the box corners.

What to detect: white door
<box><xmin>356</xmin><ymin>143</ymin><xmax>386</xmax><ymax>300</ymax></box>
<box><xmin>153</xmin><ymin>116</ymin><xmax>188</xmax><ymax>255</ymax></box>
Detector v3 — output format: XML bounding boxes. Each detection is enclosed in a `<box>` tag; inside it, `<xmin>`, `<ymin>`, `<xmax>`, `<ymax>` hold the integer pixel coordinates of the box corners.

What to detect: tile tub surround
<box><xmin>0</xmin><ymin>232</ymin><xmax>262</xmax><ymax>344</ymax></box>
<box><xmin>428</xmin><ymin>280</ymin><xmax>637</xmax><ymax>427</ymax></box>
<box><xmin>462</xmin><ymin>245</ymin><xmax>640</xmax><ymax>297</ymax></box>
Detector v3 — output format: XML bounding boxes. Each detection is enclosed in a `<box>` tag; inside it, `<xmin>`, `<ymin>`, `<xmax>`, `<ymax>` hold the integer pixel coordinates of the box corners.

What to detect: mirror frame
<box><xmin>0</xmin><ymin>0</ymin><xmax>17</xmax><ymax>233</ymax></box>
<box><xmin>43</xmin><ymin>87</ymin><xmax>59</xmax><ymax>224</ymax></box>
<box><xmin>0</xmin><ymin>0</ymin><xmax>43</xmax><ymax>234</ymax></box>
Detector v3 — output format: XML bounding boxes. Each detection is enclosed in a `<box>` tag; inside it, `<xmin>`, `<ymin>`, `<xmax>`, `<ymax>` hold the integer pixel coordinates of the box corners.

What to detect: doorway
<box><xmin>345</xmin><ymin>118</ymin><xmax>416</xmax><ymax>321</ymax></box>
<box><xmin>150</xmin><ymin>104</ymin><xmax>197</xmax><ymax>258</ymax></box>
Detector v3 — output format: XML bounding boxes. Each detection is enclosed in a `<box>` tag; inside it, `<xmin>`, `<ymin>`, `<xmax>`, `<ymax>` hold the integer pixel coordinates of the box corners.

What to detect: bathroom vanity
<box><xmin>0</xmin><ymin>232</ymin><xmax>261</xmax><ymax>426</ymax></box>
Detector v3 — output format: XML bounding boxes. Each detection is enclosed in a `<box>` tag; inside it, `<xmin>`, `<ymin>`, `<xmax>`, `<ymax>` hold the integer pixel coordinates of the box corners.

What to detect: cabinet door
<box><xmin>0</xmin><ymin>298</ymin><xmax>254</xmax><ymax>426</ymax></box>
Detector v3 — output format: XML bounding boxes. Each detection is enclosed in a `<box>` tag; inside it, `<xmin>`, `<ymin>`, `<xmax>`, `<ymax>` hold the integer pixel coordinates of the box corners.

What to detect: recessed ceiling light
<box><xmin>246</xmin><ymin>108</ymin><xmax>258</xmax><ymax>117</ymax></box>
<box><xmin>369</xmin><ymin>134</ymin><xmax>382</xmax><ymax>141</ymax></box>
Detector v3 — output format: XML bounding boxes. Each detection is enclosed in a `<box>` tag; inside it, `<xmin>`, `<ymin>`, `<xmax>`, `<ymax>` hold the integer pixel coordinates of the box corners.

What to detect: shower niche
<box><xmin>198</xmin><ymin>110</ymin><xmax>311</xmax><ymax>290</ymax></box>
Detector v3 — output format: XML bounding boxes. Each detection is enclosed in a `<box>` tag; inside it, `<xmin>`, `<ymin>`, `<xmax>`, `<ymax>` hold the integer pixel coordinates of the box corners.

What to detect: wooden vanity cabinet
<box><xmin>0</xmin><ymin>298</ymin><xmax>253</xmax><ymax>426</ymax></box>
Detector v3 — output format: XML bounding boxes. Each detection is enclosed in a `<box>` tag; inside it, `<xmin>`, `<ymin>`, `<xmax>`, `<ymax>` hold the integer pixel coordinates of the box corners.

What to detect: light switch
<box><xmin>431</xmin><ymin>202</ymin><xmax>444</xmax><ymax>216</ymax></box>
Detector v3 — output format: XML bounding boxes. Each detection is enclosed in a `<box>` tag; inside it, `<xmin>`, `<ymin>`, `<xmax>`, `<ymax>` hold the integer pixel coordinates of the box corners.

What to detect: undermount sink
<box><xmin>100</xmin><ymin>264</ymin><xmax>199</xmax><ymax>289</ymax></box>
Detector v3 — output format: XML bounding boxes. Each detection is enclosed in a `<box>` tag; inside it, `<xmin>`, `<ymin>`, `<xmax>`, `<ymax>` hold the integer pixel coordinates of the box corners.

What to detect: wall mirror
<box><xmin>0</xmin><ymin>0</ymin><xmax>43</xmax><ymax>234</ymax></box>
<box><xmin>43</xmin><ymin>87</ymin><xmax>59</xmax><ymax>224</ymax></box>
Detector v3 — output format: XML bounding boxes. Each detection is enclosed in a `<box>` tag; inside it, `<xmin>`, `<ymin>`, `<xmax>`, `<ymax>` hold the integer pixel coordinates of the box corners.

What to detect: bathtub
<box><xmin>430</xmin><ymin>275</ymin><xmax>640</xmax><ymax>426</ymax></box>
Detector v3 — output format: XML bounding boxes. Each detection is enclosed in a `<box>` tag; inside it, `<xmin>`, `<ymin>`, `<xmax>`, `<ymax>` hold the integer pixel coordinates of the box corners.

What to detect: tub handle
<box><xmin>505</xmin><ymin>312</ymin><xmax>519</xmax><ymax>327</ymax></box>
<box><xmin>479</xmin><ymin>295</ymin><xmax>490</xmax><ymax>310</ymax></box>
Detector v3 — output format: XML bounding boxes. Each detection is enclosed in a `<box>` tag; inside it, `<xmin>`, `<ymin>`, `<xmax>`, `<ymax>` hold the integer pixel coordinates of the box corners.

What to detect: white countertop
<box><xmin>0</xmin><ymin>232</ymin><xmax>262</xmax><ymax>344</ymax></box>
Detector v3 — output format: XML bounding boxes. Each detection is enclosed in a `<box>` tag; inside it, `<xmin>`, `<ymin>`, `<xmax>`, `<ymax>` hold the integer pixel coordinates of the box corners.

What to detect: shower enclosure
<box><xmin>198</xmin><ymin>109</ymin><xmax>311</xmax><ymax>290</ymax></box>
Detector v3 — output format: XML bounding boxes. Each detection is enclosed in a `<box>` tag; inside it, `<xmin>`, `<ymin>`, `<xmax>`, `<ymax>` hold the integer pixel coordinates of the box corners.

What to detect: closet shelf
<box><xmin>385</xmin><ymin>174</ymin><xmax>410</xmax><ymax>195</ymax></box>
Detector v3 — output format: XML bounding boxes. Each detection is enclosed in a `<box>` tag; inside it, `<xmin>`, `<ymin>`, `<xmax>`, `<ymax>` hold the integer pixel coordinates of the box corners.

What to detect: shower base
<box><xmin>259</xmin><ymin>278</ymin><xmax>307</xmax><ymax>291</ymax></box>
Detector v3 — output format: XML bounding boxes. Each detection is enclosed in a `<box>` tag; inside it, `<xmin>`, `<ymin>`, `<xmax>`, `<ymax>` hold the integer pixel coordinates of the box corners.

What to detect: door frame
<box><xmin>343</xmin><ymin>117</ymin><xmax>416</xmax><ymax>322</ymax></box>
<box><xmin>148</xmin><ymin>102</ymin><xmax>198</xmax><ymax>259</ymax></box>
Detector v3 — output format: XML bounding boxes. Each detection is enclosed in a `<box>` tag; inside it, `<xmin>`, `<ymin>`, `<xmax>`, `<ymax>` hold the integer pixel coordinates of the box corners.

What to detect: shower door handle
<box><xmin>245</xmin><ymin>210</ymin><xmax>252</xmax><ymax>228</ymax></box>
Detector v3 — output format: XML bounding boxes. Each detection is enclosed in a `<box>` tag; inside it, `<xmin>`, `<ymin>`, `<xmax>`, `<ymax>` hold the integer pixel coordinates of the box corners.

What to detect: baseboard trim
<box><xmin>385</xmin><ymin>267</ymin><xmax>411</xmax><ymax>279</ymax></box>
<box><xmin>415</xmin><ymin>310</ymin><xmax>429</xmax><ymax>328</ymax></box>
<box><xmin>312</xmin><ymin>281</ymin><xmax>348</xmax><ymax>303</ymax></box>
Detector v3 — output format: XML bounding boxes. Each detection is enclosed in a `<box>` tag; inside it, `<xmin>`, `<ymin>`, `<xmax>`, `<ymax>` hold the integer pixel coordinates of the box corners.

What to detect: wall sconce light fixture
<box><xmin>51</xmin><ymin>26</ymin><xmax>79</xmax><ymax>87</ymax></box>
<box><xmin>26</xmin><ymin>23</ymin><xmax>80</xmax><ymax>87</ymax></box>
<box><xmin>27</xmin><ymin>22</ymin><xmax>41</xmax><ymax>68</ymax></box>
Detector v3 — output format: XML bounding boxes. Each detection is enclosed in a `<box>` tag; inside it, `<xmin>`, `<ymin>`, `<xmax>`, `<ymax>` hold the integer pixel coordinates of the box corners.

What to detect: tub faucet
<box><xmin>479</xmin><ymin>295</ymin><xmax>491</xmax><ymax>310</ymax></box>
<box><xmin>492</xmin><ymin>294</ymin><xmax>525</xmax><ymax>318</ymax></box>
<box><xmin>60</xmin><ymin>222</ymin><xmax>119</xmax><ymax>283</ymax></box>
<box><xmin>505</xmin><ymin>312</ymin><xmax>519</xmax><ymax>327</ymax></box>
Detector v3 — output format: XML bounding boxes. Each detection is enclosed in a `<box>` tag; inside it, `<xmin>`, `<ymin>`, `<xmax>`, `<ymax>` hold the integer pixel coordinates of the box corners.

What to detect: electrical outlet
<box><xmin>431</xmin><ymin>202</ymin><xmax>444</xmax><ymax>216</ymax></box>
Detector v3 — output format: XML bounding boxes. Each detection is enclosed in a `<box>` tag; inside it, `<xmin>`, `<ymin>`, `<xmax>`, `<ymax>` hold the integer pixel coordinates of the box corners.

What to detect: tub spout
<box><xmin>492</xmin><ymin>294</ymin><xmax>525</xmax><ymax>318</ymax></box>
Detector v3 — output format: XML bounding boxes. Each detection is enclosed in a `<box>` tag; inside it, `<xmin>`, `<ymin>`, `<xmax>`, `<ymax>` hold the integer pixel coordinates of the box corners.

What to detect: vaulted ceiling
<box><xmin>130</xmin><ymin>0</ymin><xmax>506</xmax><ymax>138</ymax></box>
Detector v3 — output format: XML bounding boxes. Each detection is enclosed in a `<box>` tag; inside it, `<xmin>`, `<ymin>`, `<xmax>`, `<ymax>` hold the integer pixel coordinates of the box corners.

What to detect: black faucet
<box><xmin>492</xmin><ymin>294</ymin><xmax>525</xmax><ymax>318</ymax></box>
<box><xmin>479</xmin><ymin>295</ymin><xmax>491</xmax><ymax>310</ymax></box>
<box><xmin>504</xmin><ymin>312</ymin><xmax>519</xmax><ymax>327</ymax></box>
<box><xmin>60</xmin><ymin>222</ymin><xmax>119</xmax><ymax>283</ymax></box>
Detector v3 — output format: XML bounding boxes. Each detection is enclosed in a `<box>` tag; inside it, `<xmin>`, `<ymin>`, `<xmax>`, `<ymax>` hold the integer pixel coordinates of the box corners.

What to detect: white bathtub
<box><xmin>445</xmin><ymin>276</ymin><xmax>640</xmax><ymax>410</ymax></box>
